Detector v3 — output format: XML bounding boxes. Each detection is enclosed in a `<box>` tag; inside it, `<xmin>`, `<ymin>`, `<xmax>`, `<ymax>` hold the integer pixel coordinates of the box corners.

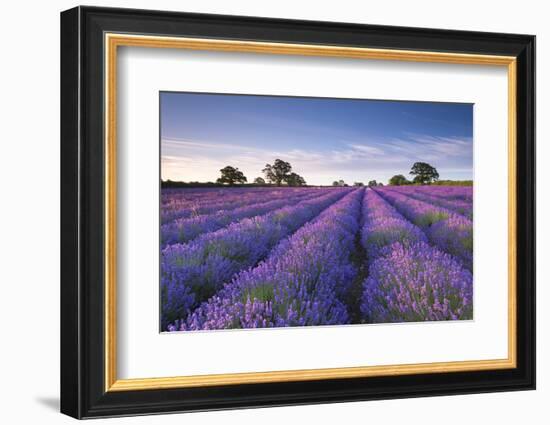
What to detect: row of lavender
<box><xmin>372</xmin><ymin>187</ymin><xmax>473</xmax><ymax>270</ymax></box>
<box><xmin>360</xmin><ymin>190</ymin><xmax>472</xmax><ymax>322</ymax></box>
<box><xmin>175</xmin><ymin>189</ymin><xmax>364</xmax><ymax>330</ymax></box>
<box><xmin>382</xmin><ymin>186</ymin><xmax>473</xmax><ymax>219</ymax></box>
<box><xmin>161</xmin><ymin>185</ymin><xmax>473</xmax><ymax>330</ymax></box>
<box><xmin>389</xmin><ymin>185</ymin><xmax>473</xmax><ymax>201</ymax></box>
<box><xmin>161</xmin><ymin>187</ymin><xmax>323</xmax><ymax>224</ymax></box>
<box><xmin>161</xmin><ymin>189</ymin><xmax>326</xmax><ymax>247</ymax></box>
<box><xmin>161</xmin><ymin>188</ymin><xmax>351</xmax><ymax>329</ymax></box>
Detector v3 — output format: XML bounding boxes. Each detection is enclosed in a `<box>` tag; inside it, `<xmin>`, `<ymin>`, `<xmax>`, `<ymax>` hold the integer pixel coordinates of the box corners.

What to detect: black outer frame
<box><xmin>60</xmin><ymin>5</ymin><xmax>535</xmax><ymax>419</ymax></box>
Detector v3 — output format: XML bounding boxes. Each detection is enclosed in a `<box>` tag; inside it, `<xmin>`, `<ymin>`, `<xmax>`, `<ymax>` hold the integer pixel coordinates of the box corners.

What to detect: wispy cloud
<box><xmin>163</xmin><ymin>138</ymin><xmax>261</xmax><ymax>153</ymax></box>
<box><xmin>346</xmin><ymin>143</ymin><xmax>385</xmax><ymax>156</ymax></box>
<box><xmin>160</xmin><ymin>92</ymin><xmax>473</xmax><ymax>185</ymax></box>
<box><xmin>161</xmin><ymin>133</ymin><xmax>472</xmax><ymax>185</ymax></box>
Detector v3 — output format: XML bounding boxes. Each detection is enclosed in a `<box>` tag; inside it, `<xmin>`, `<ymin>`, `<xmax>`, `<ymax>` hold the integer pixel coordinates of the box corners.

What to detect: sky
<box><xmin>160</xmin><ymin>92</ymin><xmax>473</xmax><ymax>186</ymax></box>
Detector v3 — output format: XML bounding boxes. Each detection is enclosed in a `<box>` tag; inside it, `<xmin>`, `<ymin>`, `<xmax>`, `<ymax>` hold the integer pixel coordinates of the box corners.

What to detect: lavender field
<box><xmin>161</xmin><ymin>185</ymin><xmax>473</xmax><ymax>331</ymax></box>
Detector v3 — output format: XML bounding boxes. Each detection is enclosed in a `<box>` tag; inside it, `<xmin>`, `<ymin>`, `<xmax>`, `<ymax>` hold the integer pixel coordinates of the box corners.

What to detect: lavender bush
<box><xmin>361</xmin><ymin>241</ymin><xmax>473</xmax><ymax>323</ymax></box>
<box><xmin>161</xmin><ymin>189</ymin><xmax>349</xmax><ymax>329</ymax></box>
<box><xmin>374</xmin><ymin>188</ymin><xmax>473</xmax><ymax>270</ymax></box>
<box><xmin>175</xmin><ymin>189</ymin><xmax>364</xmax><ymax>331</ymax></box>
<box><xmin>160</xmin><ymin>184</ymin><xmax>474</xmax><ymax>331</ymax></box>
<box><xmin>359</xmin><ymin>189</ymin><xmax>472</xmax><ymax>323</ymax></box>
<box><xmin>384</xmin><ymin>186</ymin><xmax>472</xmax><ymax>219</ymax></box>
<box><xmin>161</xmin><ymin>187</ymin><xmax>320</xmax><ymax>224</ymax></box>
<box><xmin>161</xmin><ymin>190</ymin><xmax>321</xmax><ymax>246</ymax></box>
<box><xmin>361</xmin><ymin>190</ymin><xmax>427</xmax><ymax>260</ymax></box>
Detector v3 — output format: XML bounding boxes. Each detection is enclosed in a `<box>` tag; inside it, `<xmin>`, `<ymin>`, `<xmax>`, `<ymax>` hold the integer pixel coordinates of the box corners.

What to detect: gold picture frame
<box><xmin>61</xmin><ymin>6</ymin><xmax>535</xmax><ymax>419</ymax></box>
<box><xmin>104</xmin><ymin>33</ymin><xmax>517</xmax><ymax>392</ymax></box>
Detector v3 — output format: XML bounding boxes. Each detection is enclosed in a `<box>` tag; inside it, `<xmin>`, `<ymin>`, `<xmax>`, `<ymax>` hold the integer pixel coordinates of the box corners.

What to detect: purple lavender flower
<box><xmin>361</xmin><ymin>241</ymin><xmax>473</xmax><ymax>323</ymax></box>
<box><xmin>382</xmin><ymin>186</ymin><xmax>473</xmax><ymax>219</ymax></box>
<box><xmin>161</xmin><ymin>187</ymin><xmax>323</xmax><ymax>224</ymax></box>
<box><xmin>161</xmin><ymin>184</ymin><xmax>473</xmax><ymax>330</ymax></box>
<box><xmin>374</xmin><ymin>188</ymin><xmax>473</xmax><ymax>271</ymax></box>
<box><xmin>161</xmin><ymin>190</ymin><xmax>322</xmax><ymax>246</ymax></box>
<box><xmin>161</xmin><ymin>189</ymin><xmax>350</xmax><ymax>329</ymax></box>
<box><xmin>428</xmin><ymin>214</ymin><xmax>473</xmax><ymax>270</ymax></box>
<box><xmin>179</xmin><ymin>189</ymin><xmax>364</xmax><ymax>331</ymax></box>
<box><xmin>361</xmin><ymin>190</ymin><xmax>427</xmax><ymax>260</ymax></box>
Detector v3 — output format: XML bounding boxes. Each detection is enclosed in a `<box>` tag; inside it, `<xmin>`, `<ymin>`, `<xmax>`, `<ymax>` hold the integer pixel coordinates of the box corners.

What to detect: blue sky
<box><xmin>161</xmin><ymin>92</ymin><xmax>473</xmax><ymax>185</ymax></box>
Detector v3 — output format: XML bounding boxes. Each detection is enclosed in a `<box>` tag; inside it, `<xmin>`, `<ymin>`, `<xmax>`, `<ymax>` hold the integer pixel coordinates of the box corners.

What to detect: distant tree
<box><xmin>353</xmin><ymin>182</ymin><xmax>364</xmax><ymax>187</ymax></box>
<box><xmin>389</xmin><ymin>174</ymin><xmax>410</xmax><ymax>186</ymax></box>
<box><xmin>331</xmin><ymin>179</ymin><xmax>347</xmax><ymax>187</ymax></box>
<box><xmin>253</xmin><ymin>177</ymin><xmax>266</xmax><ymax>185</ymax></box>
<box><xmin>262</xmin><ymin>159</ymin><xmax>292</xmax><ymax>186</ymax></box>
<box><xmin>367</xmin><ymin>180</ymin><xmax>378</xmax><ymax>187</ymax></box>
<box><xmin>216</xmin><ymin>166</ymin><xmax>247</xmax><ymax>185</ymax></box>
<box><xmin>409</xmin><ymin>162</ymin><xmax>439</xmax><ymax>184</ymax></box>
<box><xmin>431</xmin><ymin>180</ymin><xmax>473</xmax><ymax>186</ymax></box>
<box><xmin>378</xmin><ymin>182</ymin><xmax>384</xmax><ymax>186</ymax></box>
<box><xmin>285</xmin><ymin>172</ymin><xmax>306</xmax><ymax>187</ymax></box>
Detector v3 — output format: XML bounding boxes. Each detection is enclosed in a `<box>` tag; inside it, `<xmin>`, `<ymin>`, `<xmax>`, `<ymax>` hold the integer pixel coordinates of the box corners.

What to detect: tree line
<box><xmin>333</xmin><ymin>162</ymin><xmax>441</xmax><ymax>187</ymax></box>
<box><xmin>162</xmin><ymin>160</ymin><xmax>472</xmax><ymax>188</ymax></box>
<box><xmin>387</xmin><ymin>162</ymin><xmax>440</xmax><ymax>186</ymax></box>
<box><xmin>217</xmin><ymin>161</ymin><xmax>442</xmax><ymax>187</ymax></box>
<box><xmin>385</xmin><ymin>162</ymin><xmax>471</xmax><ymax>186</ymax></box>
<box><xmin>331</xmin><ymin>180</ymin><xmax>382</xmax><ymax>187</ymax></box>
<box><xmin>216</xmin><ymin>159</ymin><xmax>307</xmax><ymax>187</ymax></box>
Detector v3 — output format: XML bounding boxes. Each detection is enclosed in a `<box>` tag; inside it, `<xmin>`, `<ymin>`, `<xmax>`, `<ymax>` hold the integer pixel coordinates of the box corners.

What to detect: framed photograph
<box><xmin>60</xmin><ymin>6</ymin><xmax>535</xmax><ymax>419</ymax></box>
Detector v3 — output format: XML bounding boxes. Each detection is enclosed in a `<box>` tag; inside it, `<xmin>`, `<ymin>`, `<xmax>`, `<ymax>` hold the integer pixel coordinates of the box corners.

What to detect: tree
<box><xmin>412</xmin><ymin>175</ymin><xmax>427</xmax><ymax>185</ymax></box>
<box><xmin>409</xmin><ymin>162</ymin><xmax>439</xmax><ymax>184</ymax></box>
<box><xmin>378</xmin><ymin>182</ymin><xmax>384</xmax><ymax>186</ymax></box>
<box><xmin>367</xmin><ymin>180</ymin><xmax>378</xmax><ymax>187</ymax></box>
<box><xmin>253</xmin><ymin>177</ymin><xmax>266</xmax><ymax>185</ymax></box>
<box><xmin>332</xmin><ymin>181</ymin><xmax>340</xmax><ymax>187</ymax></box>
<box><xmin>262</xmin><ymin>159</ymin><xmax>292</xmax><ymax>186</ymax></box>
<box><xmin>388</xmin><ymin>174</ymin><xmax>410</xmax><ymax>186</ymax></box>
<box><xmin>216</xmin><ymin>166</ymin><xmax>247</xmax><ymax>185</ymax></box>
<box><xmin>353</xmin><ymin>182</ymin><xmax>364</xmax><ymax>187</ymax></box>
<box><xmin>284</xmin><ymin>172</ymin><xmax>306</xmax><ymax>187</ymax></box>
